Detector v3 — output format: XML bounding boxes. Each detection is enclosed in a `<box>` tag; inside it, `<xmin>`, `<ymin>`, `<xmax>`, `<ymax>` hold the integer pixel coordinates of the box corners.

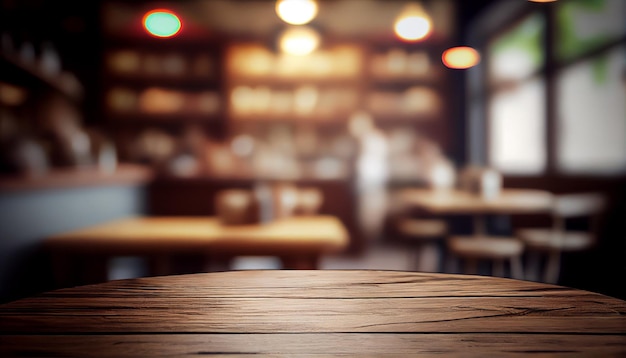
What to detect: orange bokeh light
<box><xmin>442</xmin><ymin>46</ymin><xmax>480</xmax><ymax>69</ymax></box>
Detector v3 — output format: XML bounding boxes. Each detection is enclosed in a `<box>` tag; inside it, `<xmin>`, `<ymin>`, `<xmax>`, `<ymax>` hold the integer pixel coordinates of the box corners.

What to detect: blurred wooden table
<box><xmin>399</xmin><ymin>188</ymin><xmax>554</xmax><ymax>234</ymax></box>
<box><xmin>46</xmin><ymin>216</ymin><xmax>348</xmax><ymax>286</ymax></box>
<box><xmin>1</xmin><ymin>270</ymin><xmax>625</xmax><ymax>356</ymax></box>
<box><xmin>399</xmin><ymin>188</ymin><xmax>553</xmax><ymax>214</ymax></box>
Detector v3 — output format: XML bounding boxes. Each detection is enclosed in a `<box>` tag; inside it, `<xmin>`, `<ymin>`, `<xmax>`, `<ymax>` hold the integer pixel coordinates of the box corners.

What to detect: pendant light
<box><xmin>143</xmin><ymin>9</ymin><xmax>182</xmax><ymax>38</ymax></box>
<box><xmin>442</xmin><ymin>46</ymin><xmax>481</xmax><ymax>69</ymax></box>
<box><xmin>275</xmin><ymin>0</ymin><xmax>318</xmax><ymax>25</ymax></box>
<box><xmin>394</xmin><ymin>2</ymin><xmax>432</xmax><ymax>42</ymax></box>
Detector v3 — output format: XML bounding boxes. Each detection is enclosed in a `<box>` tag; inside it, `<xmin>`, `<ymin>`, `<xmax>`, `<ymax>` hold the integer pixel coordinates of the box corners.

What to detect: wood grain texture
<box><xmin>399</xmin><ymin>189</ymin><xmax>554</xmax><ymax>215</ymax></box>
<box><xmin>2</xmin><ymin>334</ymin><xmax>625</xmax><ymax>357</ymax></box>
<box><xmin>1</xmin><ymin>271</ymin><xmax>625</xmax><ymax>356</ymax></box>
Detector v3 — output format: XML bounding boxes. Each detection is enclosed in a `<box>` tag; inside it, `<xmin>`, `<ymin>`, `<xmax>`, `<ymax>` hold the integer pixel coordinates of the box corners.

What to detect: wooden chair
<box><xmin>447</xmin><ymin>235</ymin><xmax>524</xmax><ymax>279</ymax></box>
<box><xmin>396</xmin><ymin>217</ymin><xmax>447</xmax><ymax>272</ymax></box>
<box><xmin>517</xmin><ymin>193</ymin><xmax>605</xmax><ymax>284</ymax></box>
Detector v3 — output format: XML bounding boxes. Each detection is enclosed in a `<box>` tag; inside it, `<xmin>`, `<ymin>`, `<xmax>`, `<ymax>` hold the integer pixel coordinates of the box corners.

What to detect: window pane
<box><xmin>556</xmin><ymin>46</ymin><xmax>626</xmax><ymax>175</ymax></box>
<box><xmin>488</xmin><ymin>13</ymin><xmax>544</xmax><ymax>83</ymax></box>
<box><xmin>489</xmin><ymin>78</ymin><xmax>546</xmax><ymax>174</ymax></box>
<box><xmin>557</xmin><ymin>0</ymin><xmax>626</xmax><ymax>61</ymax></box>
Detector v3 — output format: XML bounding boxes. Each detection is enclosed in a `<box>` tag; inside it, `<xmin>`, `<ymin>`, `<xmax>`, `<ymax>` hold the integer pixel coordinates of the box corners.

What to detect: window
<box><xmin>489</xmin><ymin>14</ymin><xmax>544</xmax><ymax>83</ymax></box>
<box><xmin>556</xmin><ymin>46</ymin><xmax>626</xmax><ymax>174</ymax></box>
<box><xmin>489</xmin><ymin>78</ymin><xmax>546</xmax><ymax>174</ymax></box>
<box><xmin>479</xmin><ymin>0</ymin><xmax>626</xmax><ymax>177</ymax></box>
<box><xmin>556</xmin><ymin>0</ymin><xmax>626</xmax><ymax>62</ymax></box>
<box><xmin>487</xmin><ymin>13</ymin><xmax>546</xmax><ymax>175</ymax></box>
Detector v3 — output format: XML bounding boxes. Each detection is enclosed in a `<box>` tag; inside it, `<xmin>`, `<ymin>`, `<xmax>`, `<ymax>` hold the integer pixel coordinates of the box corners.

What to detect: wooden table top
<box><xmin>45</xmin><ymin>215</ymin><xmax>349</xmax><ymax>255</ymax></box>
<box><xmin>1</xmin><ymin>270</ymin><xmax>625</xmax><ymax>356</ymax></box>
<box><xmin>399</xmin><ymin>188</ymin><xmax>554</xmax><ymax>215</ymax></box>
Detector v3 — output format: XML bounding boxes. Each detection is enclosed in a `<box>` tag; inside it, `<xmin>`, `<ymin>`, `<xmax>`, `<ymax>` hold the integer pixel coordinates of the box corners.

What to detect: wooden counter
<box><xmin>1</xmin><ymin>270</ymin><xmax>625</xmax><ymax>356</ymax></box>
<box><xmin>148</xmin><ymin>174</ymin><xmax>362</xmax><ymax>253</ymax></box>
<box><xmin>0</xmin><ymin>164</ymin><xmax>153</xmax><ymax>192</ymax></box>
<box><xmin>46</xmin><ymin>216</ymin><xmax>349</xmax><ymax>286</ymax></box>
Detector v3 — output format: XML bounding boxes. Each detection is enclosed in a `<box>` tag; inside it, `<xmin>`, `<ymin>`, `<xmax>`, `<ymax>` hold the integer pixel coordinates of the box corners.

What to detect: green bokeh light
<box><xmin>144</xmin><ymin>10</ymin><xmax>181</xmax><ymax>38</ymax></box>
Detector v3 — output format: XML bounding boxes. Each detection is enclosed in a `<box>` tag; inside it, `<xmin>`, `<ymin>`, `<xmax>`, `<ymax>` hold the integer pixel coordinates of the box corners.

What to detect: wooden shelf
<box><xmin>371</xmin><ymin>113</ymin><xmax>443</xmax><ymax>124</ymax></box>
<box><xmin>101</xmin><ymin>17</ymin><xmax>225</xmax><ymax>138</ymax></box>
<box><xmin>0</xmin><ymin>164</ymin><xmax>154</xmax><ymax>192</ymax></box>
<box><xmin>368</xmin><ymin>76</ymin><xmax>442</xmax><ymax>88</ymax></box>
<box><xmin>105</xmin><ymin>75</ymin><xmax>220</xmax><ymax>89</ymax></box>
<box><xmin>154</xmin><ymin>171</ymin><xmax>350</xmax><ymax>183</ymax></box>
<box><xmin>227</xmin><ymin>76</ymin><xmax>362</xmax><ymax>88</ymax></box>
<box><xmin>229</xmin><ymin>114</ymin><xmax>352</xmax><ymax>125</ymax></box>
<box><xmin>107</xmin><ymin>112</ymin><xmax>222</xmax><ymax>122</ymax></box>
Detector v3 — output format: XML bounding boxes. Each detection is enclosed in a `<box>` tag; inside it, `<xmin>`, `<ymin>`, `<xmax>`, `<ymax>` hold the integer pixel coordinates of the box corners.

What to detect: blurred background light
<box><xmin>231</xmin><ymin>135</ymin><xmax>255</xmax><ymax>157</ymax></box>
<box><xmin>279</xmin><ymin>26</ymin><xmax>321</xmax><ymax>56</ymax></box>
<box><xmin>275</xmin><ymin>0</ymin><xmax>318</xmax><ymax>25</ymax></box>
<box><xmin>143</xmin><ymin>9</ymin><xmax>182</xmax><ymax>38</ymax></box>
<box><xmin>0</xmin><ymin>82</ymin><xmax>28</xmax><ymax>106</ymax></box>
<box><xmin>442</xmin><ymin>46</ymin><xmax>480</xmax><ymax>69</ymax></box>
<box><xmin>394</xmin><ymin>3</ymin><xmax>431</xmax><ymax>42</ymax></box>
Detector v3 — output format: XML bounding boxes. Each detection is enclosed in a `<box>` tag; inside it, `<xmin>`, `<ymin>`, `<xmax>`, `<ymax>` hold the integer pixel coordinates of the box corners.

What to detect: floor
<box><xmin>230</xmin><ymin>241</ymin><xmax>419</xmax><ymax>272</ymax></box>
<box><xmin>108</xmin><ymin>240</ymin><xmax>422</xmax><ymax>282</ymax></box>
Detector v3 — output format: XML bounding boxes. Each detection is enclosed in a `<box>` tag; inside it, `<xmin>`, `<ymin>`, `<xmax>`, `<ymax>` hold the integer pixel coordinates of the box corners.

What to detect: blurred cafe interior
<box><xmin>0</xmin><ymin>0</ymin><xmax>625</xmax><ymax>303</ymax></box>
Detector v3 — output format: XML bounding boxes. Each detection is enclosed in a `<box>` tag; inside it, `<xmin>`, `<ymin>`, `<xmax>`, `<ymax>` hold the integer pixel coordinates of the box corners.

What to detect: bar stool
<box><xmin>517</xmin><ymin>193</ymin><xmax>605</xmax><ymax>284</ymax></box>
<box><xmin>396</xmin><ymin>218</ymin><xmax>447</xmax><ymax>272</ymax></box>
<box><xmin>447</xmin><ymin>235</ymin><xmax>524</xmax><ymax>279</ymax></box>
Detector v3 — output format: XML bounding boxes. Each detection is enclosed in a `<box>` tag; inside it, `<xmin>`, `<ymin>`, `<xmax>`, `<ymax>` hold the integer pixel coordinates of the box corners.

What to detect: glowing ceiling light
<box><xmin>442</xmin><ymin>46</ymin><xmax>481</xmax><ymax>69</ymax></box>
<box><xmin>143</xmin><ymin>9</ymin><xmax>182</xmax><ymax>38</ymax></box>
<box><xmin>279</xmin><ymin>27</ymin><xmax>320</xmax><ymax>56</ymax></box>
<box><xmin>394</xmin><ymin>3</ymin><xmax>431</xmax><ymax>42</ymax></box>
<box><xmin>275</xmin><ymin>0</ymin><xmax>318</xmax><ymax>25</ymax></box>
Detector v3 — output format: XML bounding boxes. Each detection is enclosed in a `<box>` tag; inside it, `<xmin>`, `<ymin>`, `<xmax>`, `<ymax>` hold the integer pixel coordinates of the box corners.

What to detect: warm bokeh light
<box><xmin>442</xmin><ymin>46</ymin><xmax>481</xmax><ymax>69</ymax></box>
<box><xmin>528</xmin><ymin>0</ymin><xmax>557</xmax><ymax>2</ymax></box>
<box><xmin>0</xmin><ymin>82</ymin><xmax>27</xmax><ymax>106</ymax></box>
<box><xmin>143</xmin><ymin>9</ymin><xmax>182</xmax><ymax>38</ymax></box>
<box><xmin>279</xmin><ymin>27</ymin><xmax>320</xmax><ymax>56</ymax></box>
<box><xmin>231</xmin><ymin>135</ymin><xmax>255</xmax><ymax>157</ymax></box>
<box><xmin>394</xmin><ymin>3</ymin><xmax>431</xmax><ymax>41</ymax></box>
<box><xmin>275</xmin><ymin>0</ymin><xmax>318</xmax><ymax>25</ymax></box>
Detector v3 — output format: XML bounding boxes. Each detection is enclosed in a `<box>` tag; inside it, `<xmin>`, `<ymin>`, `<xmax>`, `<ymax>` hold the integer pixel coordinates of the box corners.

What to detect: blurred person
<box><xmin>348</xmin><ymin>111</ymin><xmax>389</xmax><ymax>242</ymax></box>
<box><xmin>414</xmin><ymin>136</ymin><xmax>456</xmax><ymax>190</ymax></box>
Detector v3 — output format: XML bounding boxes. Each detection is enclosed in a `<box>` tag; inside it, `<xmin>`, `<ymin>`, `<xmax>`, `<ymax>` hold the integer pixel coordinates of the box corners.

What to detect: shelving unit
<box><xmin>221</xmin><ymin>39</ymin><xmax>452</xmax><ymax>145</ymax></box>
<box><xmin>101</xmin><ymin>32</ymin><xmax>225</xmax><ymax>166</ymax></box>
<box><xmin>363</xmin><ymin>40</ymin><xmax>453</xmax><ymax>151</ymax></box>
<box><xmin>225</xmin><ymin>42</ymin><xmax>364</xmax><ymax>132</ymax></box>
<box><xmin>0</xmin><ymin>40</ymin><xmax>91</xmax><ymax>178</ymax></box>
<box><xmin>0</xmin><ymin>53</ymin><xmax>83</xmax><ymax>103</ymax></box>
<box><xmin>99</xmin><ymin>1</ymin><xmax>226</xmax><ymax>166</ymax></box>
<box><xmin>103</xmin><ymin>43</ymin><xmax>223</xmax><ymax>120</ymax></box>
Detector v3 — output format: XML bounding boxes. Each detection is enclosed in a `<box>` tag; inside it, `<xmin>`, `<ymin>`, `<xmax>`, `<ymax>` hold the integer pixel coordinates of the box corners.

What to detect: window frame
<box><xmin>473</xmin><ymin>0</ymin><xmax>626</xmax><ymax>178</ymax></box>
